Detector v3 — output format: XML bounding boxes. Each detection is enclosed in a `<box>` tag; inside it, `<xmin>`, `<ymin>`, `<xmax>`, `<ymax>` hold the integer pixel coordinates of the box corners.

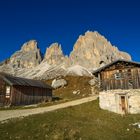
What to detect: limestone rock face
<box><xmin>10</xmin><ymin>40</ymin><xmax>42</xmax><ymax>68</ymax></box>
<box><xmin>34</xmin><ymin>64</ymin><xmax>67</xmax><ymax>80</ymax></box>
<box><xmin>69</xmin><ymin>31</ymin><xmax>131</xmax><ymax>69</ymax></box>
<box><xmin>44</xmin><ymin>43</ymin><xmax>66</xmax><ymax>66</ymax></box>
<box><xmin>0</xmin><ymin>64</ymin><xmax>15</xmax><ymax>75</ymax></box>
<box><xmin>0</xmin><ymin>30</ymin><xmax>132</xmax><ymax>79</ymax></box>
<box><xmin>67</xmin><ymin>65</ymin><xmax>92</xmax><ymax>76</ymax></box>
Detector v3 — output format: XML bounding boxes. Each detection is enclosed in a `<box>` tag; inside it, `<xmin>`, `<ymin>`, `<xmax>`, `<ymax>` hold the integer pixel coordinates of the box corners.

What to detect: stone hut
<box><xmin>93</xmin><ymin>59</ymin><xmax>140</xmax><ymax>114</ymax></box>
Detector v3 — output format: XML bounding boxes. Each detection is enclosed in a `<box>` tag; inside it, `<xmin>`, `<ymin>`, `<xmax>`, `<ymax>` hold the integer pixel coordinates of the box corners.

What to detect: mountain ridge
<box><xmin>0</xmin><ymin>31</ymin><xmax>131</xmax><ymax>79</ymax></box>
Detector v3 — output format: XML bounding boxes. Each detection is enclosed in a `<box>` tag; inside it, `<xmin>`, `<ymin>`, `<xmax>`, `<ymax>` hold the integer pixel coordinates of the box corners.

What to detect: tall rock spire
<box><xmin>43</xmin><ymin>43</ymin><xmax>66</xmax><ymax>66</ymax></box>
<box><xmin>69</xmin><ymin>31</ymin><xmax>131</xmax><ymax>69</ymax></box>
<box><xmin>10</xmin><ymin>40</ymin><xmax>42</xmax><ymax>68</ymax></box>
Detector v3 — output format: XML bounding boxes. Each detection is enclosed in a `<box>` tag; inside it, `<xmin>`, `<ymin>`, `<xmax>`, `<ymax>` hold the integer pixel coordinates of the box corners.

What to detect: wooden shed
<box><xmin>93</xmin><ymin>59</ymin><xmax>140</xmax><ymax>114</ymax></box>
<box><xmin>93</xmin><ymin>59</ymin><xmax>140</xmax><ymax>91</ymax></box>
<box><xmin>0</xmin><ymin>73</ymin><xmax>52</xmax><ymax>106</ymax></box>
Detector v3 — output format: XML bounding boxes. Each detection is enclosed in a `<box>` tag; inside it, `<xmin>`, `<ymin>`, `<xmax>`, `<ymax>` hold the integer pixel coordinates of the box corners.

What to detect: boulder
<box><xmin>88</xmin><ymin>78</ymin><xmax>97</xmax><ymax>86</ymax></box>
<box><xmin>51</xmin><ymin>79</ymin><xmax>67</xmax><ymax>89</ymax></box>
<box><xmin>73</xmin><ymin>90</ymin><xmax>80</xmax><ymax>95</ymax></box>
<box><xmin>89</xmin><ymin>78</ymin><xmax>99</xmax><ymax>95</ymax></box>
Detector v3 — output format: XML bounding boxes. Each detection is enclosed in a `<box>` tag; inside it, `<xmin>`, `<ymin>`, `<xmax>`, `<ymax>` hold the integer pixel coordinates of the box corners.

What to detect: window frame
<box><xmin>5</xmin><ymin>86</ymin><xmax>11</xmax><ymax>98</ymax></box>
<box><xmin>114</xmin><ymin>70</ymin><xmax>122</xmax><ymax>80</ymax></box>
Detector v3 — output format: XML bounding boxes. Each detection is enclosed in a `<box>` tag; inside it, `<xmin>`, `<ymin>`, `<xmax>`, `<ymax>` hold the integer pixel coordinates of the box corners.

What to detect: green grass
<box><xmin>0</xmin><ymin>99</ymin><xmax>140</xmax><ymax>140</ymax></box>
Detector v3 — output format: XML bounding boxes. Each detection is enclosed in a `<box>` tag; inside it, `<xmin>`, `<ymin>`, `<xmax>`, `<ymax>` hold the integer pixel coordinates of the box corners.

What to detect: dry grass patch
<box><xmin>45</xmin><ymin>76</ymin><xmax>98</xmax><ymax>100</ymax></box>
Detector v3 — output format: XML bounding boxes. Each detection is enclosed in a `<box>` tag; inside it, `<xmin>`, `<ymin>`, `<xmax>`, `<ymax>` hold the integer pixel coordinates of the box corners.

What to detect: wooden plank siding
<box><xmin>93</xmin><ymin>60</ymin><xmax>140</xmax><ymax>91</ymax></box>
<box><xmin>10</xmin><ymin>86</ymin><xmax>52</xmax><ymax>105</ymax></box>
<box><xmin>0</xmin><ymin>82</ymin><xmax>52</xmax><ymax>106</ymax></box>
<box><xmin>100</xmin><ymin>67</ymin><xmax>140</xmax><ymax>91</ymax></box>
<box><xmin>0</xmin><ymin>79</ymin><xmax>5</xmax><ymax>106</ymax></box>
<box><xmin>0</xmin><ymin>73</ymin><xmax>52</xmax><ymax>106</ymax></box>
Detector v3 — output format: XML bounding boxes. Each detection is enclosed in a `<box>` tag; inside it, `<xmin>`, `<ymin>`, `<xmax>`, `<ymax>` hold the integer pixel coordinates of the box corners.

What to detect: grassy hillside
<box><xmin>0</xmin><ymin>76</ymin><xmax>98</xmax><ymax>110</ymax></box>
<box><xmin>0</xmin><ymin>100</ymin><xmax>140</xmax><ymax>140</ymax></box>
<box><xmin>45</xmin><ymin>76</ymin><xmax>99</xmax><ymax>100</ymax></box>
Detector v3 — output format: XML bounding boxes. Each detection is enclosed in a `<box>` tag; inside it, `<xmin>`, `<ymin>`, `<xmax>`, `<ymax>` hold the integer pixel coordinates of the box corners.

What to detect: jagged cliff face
<box><xmin>0</xmin><ymin>31</ymin><xmax>132</xmax><ymax>79</ymax></box>
<box><xmin>69</xmin><ymin>31</ymin><xmax>131</xmax><ymax>69</ymax></box>
<box><xmin>10</xmin><ymin>40</ymin><xmax>42</xmax><ymax>68</ymax></box>
<box><xmin>42</xmin><ymin>31</ymin><xmax>131</xmax><ymax>69</ymax></box>
<box><xmin>43</xmin><ymin>43</ymin><xmax>66</xmax><ymax>66</ymax></box>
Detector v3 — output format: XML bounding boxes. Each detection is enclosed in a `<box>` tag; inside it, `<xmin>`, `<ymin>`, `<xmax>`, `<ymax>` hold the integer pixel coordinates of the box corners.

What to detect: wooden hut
<box><xmin>93</xmin><ymin>59</ymin><xmax>140</xmax><ymax>114</ymax></box>
<box><xmin>0</xmin><ymin>73</ymin><xmax>52</xmax><ymax>106</ymax></box>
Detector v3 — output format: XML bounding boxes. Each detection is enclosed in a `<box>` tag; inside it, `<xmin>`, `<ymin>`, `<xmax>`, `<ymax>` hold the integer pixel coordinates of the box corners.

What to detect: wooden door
<box><xmin>120</xmin><ymin>96</ymin><xmax>127</xmax><ymax>114</ymax></box>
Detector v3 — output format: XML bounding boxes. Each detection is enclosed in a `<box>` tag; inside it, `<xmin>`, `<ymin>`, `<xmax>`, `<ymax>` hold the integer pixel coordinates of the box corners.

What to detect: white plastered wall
<box><xmin>99</xmin><ymin>89</ymin><xmax>140</xmax><ymax>114</ymax></box>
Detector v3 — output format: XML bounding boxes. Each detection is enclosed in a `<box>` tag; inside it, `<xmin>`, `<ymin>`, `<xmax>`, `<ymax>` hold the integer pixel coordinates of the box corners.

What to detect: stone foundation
<box><xmin>99</xmin><ymin>89</ymin><xmax>140</xmax><ymax>114</ymax></box>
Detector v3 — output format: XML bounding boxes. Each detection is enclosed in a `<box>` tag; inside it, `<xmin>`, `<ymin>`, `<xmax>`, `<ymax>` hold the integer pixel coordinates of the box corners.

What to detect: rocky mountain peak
<box><xmin>21</xmin><ymin>40</ymin><xmax>38</xmax><ymax>52</ymax></box>
<box><xmin>10</xmin><ymin>40</ymin><xmax>42</xmax><ymax>68</ymax></box>
<box><xmin>44</xmin><ymin>43</ymin><xmax>66</xmax><ymax>65</ymax></box>
<box><xmin>0</xmin><ymin>30</ymin><xmax>132</xmax><ymax>79</ymax></box>
<box><xmin>69</xmin><ymin>31</ymin><xmax>131</xmax><ymax>69</ymax></box>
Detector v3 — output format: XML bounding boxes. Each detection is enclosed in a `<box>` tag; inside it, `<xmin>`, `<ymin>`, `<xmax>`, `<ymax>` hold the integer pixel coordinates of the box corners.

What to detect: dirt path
<box><xmin>0</xmin><ymin>95</ymin><xmax>98</xmax><ymax>122</ymax></box>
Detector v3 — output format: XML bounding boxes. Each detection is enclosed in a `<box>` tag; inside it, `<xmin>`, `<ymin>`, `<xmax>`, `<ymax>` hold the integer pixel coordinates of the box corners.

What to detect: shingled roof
<box><xmin>0</xmin><ymin>73</ymin><xmax>52</xmax><ymax>89</ymax></box>
<box><xmin>93</xmin><ymin>59</ymin><xmax>140</xmax><ymax>74</ymax></box>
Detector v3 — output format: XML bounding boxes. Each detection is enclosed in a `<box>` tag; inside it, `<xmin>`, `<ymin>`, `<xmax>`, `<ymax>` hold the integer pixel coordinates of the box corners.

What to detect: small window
<box><xmin>114</xmin><ymin>73</ymin><xmax>122</xmax><ymax>80</ymax></box>
<box><xmin>114</xmin><ymin>70</ymin><xmax>123</xmax><ymax>80</ymax></box>
<box><xmin>6</xmin><ymin>86</ymin><xmax>10</xmax><ymax>98</ymax></box>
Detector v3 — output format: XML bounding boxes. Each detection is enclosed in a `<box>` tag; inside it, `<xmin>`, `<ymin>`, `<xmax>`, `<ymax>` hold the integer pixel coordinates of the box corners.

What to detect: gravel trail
<box><xmin>0</xmin><ymin>95</ymin><xmax>98</xmax><ymax>122</ymax></box>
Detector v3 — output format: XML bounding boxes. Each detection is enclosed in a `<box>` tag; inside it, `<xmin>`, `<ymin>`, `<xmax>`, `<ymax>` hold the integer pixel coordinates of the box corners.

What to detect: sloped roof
<box><xmin>93</xmin><ymin>59</ymin><xmax>140</xmax><ymax>74</ymax></box>
<box><xmin>0</xmin><ymin>73</ymin><xmax>52</xmax><ymax>89</ymax></box>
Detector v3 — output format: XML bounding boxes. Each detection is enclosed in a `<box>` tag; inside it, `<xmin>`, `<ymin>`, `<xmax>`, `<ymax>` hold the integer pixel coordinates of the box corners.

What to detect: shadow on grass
<box><xmin>52</xmin><ymin>96</ymin><xmax>63</xmax><ymax>101</ymax></box>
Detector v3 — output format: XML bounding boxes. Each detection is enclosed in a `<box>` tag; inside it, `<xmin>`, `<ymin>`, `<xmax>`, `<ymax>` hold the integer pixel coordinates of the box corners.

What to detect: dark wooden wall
<box><xmin>0</xmin><ymin>78</ymin><xmax>52</xmax><ymax>106</ymax></box>
<box><xmin>100</xmin><ymin>65</ymin><xmax>140</xmax><ymax>91</ymax></box>
<box><xmin>11</xmin><ymin>86</ymin><xmax>52</xmax><ymax>105</ymax></box>
<box><xmin>0</xmin><ymin>79</ymin><xmax>5</xmax><ymax>106</ymax></box>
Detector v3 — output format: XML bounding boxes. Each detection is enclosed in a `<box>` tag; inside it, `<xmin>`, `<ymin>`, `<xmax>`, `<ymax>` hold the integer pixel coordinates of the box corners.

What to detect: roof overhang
<box><xmin>93</xmin><ymin>59</ymin><xmax>140</xmax><ymax>74</ymax></box>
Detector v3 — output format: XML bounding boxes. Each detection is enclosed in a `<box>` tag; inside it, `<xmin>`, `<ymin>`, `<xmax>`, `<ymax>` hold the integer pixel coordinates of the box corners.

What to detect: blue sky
<box><xmin>0</xmin><ymin>0</ymin><xmax>140</xmax><ymax>62</ymax></box>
